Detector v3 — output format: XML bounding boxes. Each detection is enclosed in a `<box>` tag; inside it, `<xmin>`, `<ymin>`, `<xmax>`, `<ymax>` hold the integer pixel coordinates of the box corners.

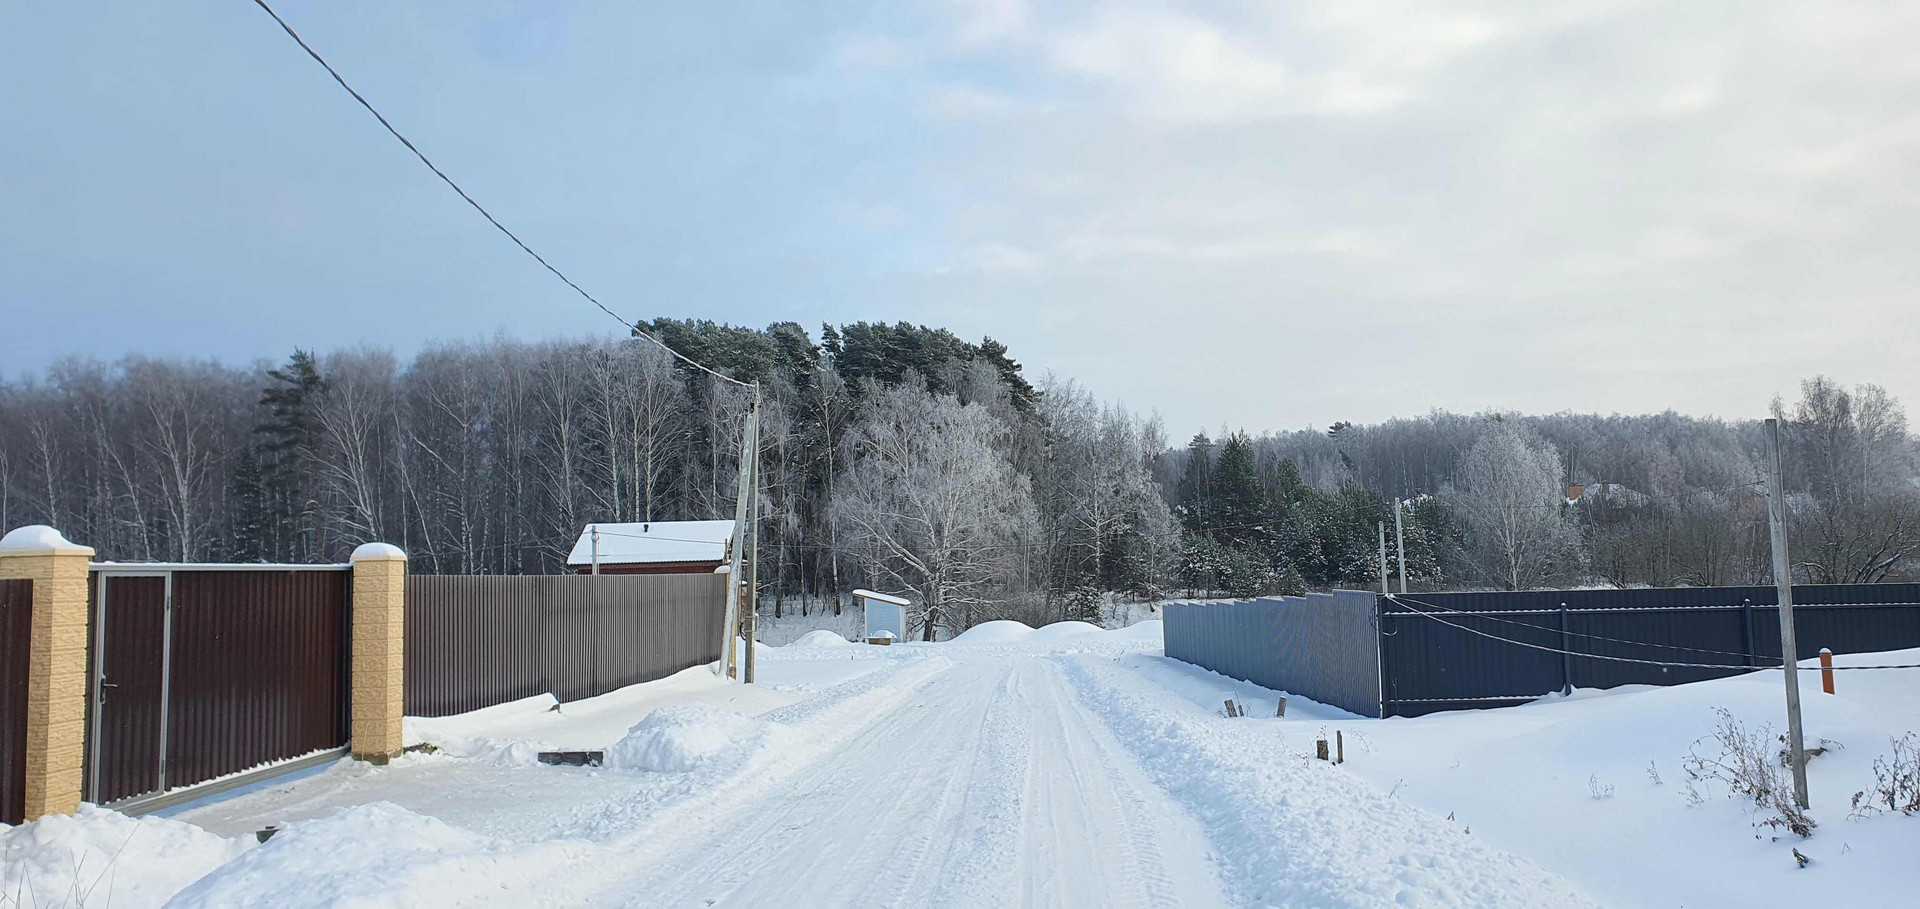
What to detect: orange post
<box><xmin>1818</xmin><ymin>648</ymin><xmax>1835</xmax><ymax>695</ymax></box>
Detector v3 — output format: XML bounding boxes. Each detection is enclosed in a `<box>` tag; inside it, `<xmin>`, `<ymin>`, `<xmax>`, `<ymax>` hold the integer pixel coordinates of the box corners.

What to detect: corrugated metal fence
<box><xmin>405</xmin><ymin>573</ymin><xmax>727</xmax><ymax>717</ymax></box>
<box><xmin>1163</xmin><ymin>591</ymin><xmax>1382</xmax><ymax>717</ymax></box>
<box><xmin>1165</xmin><ymin>583</ymin><xmax>1920</xmax><ymax>718</ymax></box>
<box><xmin>1380</xmin><ymin>584</ymin><xmax>1920</xmax><ymax>716</ymax></box>
<box><xmin>86</xmin><ymin>567</ymin><xmax>350</xmax><ymax>807</ymax></box>
<box><xmin>1</xmin><ymin>578</ymin><xmax>30</xmax><ymax>825</ymax></box>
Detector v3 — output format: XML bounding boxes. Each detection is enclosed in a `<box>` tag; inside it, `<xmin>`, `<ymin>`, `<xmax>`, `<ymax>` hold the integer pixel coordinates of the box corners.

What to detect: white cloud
<box><xmin>829</xmin><ymin>0</ymin><xmax>1920</xmax><ymax>429</ymax></box>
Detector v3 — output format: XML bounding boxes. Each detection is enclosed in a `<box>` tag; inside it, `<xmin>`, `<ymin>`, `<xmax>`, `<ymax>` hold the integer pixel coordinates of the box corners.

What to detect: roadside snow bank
<box><xmin>1101</xmin><ymin>618</ymin><xmax>1164</xmax><ymax>642</ymax></box>
<box><xmin>403</xmin><ymin>664</ymin><xmax>799</xmax><ymax>756</ymax></box>
<box><xmin>0</xmin><ymin>803</ymin><xmax>249</xmax><ymax>909</ymax></box>
<box><xmin>950</xmin><ymin>620</ymin><xmax>1035</xmax><ymax>643</ymax></box>
<box><xmin>606</xmin><ymin>706</ymin><xmax>777</xmax><ymax>773</ymax></box>
<box><xmin>1028</xmin><ymin>621</ymin><xmax>1103</xmax><ymax>640</ymax></box>
<box><xmin>788</xmin><ymin>629</ymin><xmax>855</xmax><ymax>648</ymax></box>
<box><xmin>167</xmin><ymin>802</ymin><xmax>589</xmax><ymax>909</ymax></box>
<box><xmin>1061</xmin><ymin>653</ymin><xmax>1603</xmax><ymax>907</ymax></box>
<box><xmin>1134</xmin><ymin>641</ymin><xmax>1920</xmax><ymax>909</ymax></box>
<box><xmin>945</xmin><ymin>618</ymin><xmax>1162</xmax><ymax>647</ymax></box>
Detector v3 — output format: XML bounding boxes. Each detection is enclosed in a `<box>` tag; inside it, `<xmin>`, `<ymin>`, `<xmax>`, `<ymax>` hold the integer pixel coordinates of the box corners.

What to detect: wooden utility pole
<box><xmin>1393</xmin><ymin>500</ymin><xmax>1408</xmax><ymax>594</ymax></box>
<box><xmin>744</xmin><ymin>385</ymin><xmax>762</xmax><ymax>685</ymax></box>
<box><xmin>1765</xmin><ymin>417</ymin><xmax>1810</xmax><ymax>809</ymax></box>
<box><xmin>721</xmin><ymin>393</ymin><xmax>759</xmax><ymax>680</ymax></box>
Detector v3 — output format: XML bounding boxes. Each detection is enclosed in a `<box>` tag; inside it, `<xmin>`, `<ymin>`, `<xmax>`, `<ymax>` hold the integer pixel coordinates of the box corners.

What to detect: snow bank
<box><xmin>1028</xmin><ymin>621</ymin><xmax>1103</xmax><ymax>640</ymax></box>
<box><xmin>605</xmin><ymin>705</ymin><xmax>774</xmax><ymax>773</ymax></box>
<box><xmin>788</xmin><ymin>629</ymin><xmax>856</xmax><ymax>648</ymax></box>
<box><xmin>949</xmin><ymin>620</ymin><xmax>1036</xmax><ymax>643</ymax></box>
<box><xmin>1100</xmin><ymin>618</ymin><xmax>1164</xmax><ymax>642</ymax></box>
<box><xmin>1062</xmin><ymin>655</ymin><xmax>1604</xmax><ymax>907</ymax></box>
<box><xmin>1129</xmin><ymin>643</ymin><xmax>1920</xmax><ymax>908</ymax></box>
<box><xmin>0</xmin><ymin>803</ymin><xmax>250</xmax><ymax>909</ymax></box>
<box><xmin>167</xmin><ymin>802</ymin><xmax>585</xmax><ymax>909</ymax></box>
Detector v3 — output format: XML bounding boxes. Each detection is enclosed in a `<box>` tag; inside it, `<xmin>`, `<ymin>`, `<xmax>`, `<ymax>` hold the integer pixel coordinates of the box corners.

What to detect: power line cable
<box><xmin>1387</xmin><ymin>593</ymin><xmax>1769</xmax><ymax>660</ymax></box>
<box><xmin>245</xmin><ymin>0</ymin><xmax>751</xmax><ymax>390</ymax></box>
<box><xmin>1387</xmin><ymin>594</ymin><xmax>1920</xmax><ymax>671</ymax></box>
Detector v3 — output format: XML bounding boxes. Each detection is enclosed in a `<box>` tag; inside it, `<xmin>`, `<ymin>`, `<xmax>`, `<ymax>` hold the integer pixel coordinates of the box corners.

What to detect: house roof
<box><xmin>566</xmin><ymin>520</ymin><xmax>736</xmax><ymax>566</ymax></box>
<box><xmin>851</xmin><ymin>588</ymin><xmax>911</xmax><ymax>606</ymax></box>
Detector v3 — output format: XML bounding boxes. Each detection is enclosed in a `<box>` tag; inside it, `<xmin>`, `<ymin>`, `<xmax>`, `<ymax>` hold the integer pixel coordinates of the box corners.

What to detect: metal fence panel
<box><xmin>1380</xmin><ymin>585</ymin><xmax>1920</xmax><ymax>716</ymax></box>
<box><xmin>94</xmin><ymin>576</ymin><xmax>167</xmax><ymax>804</ymax></box>
<box><xmin>405</xmin><ymin>573</ymin><xmax>727</xmax><ymax>717</ymax></box>
<box><xmin>1</xmin><ymin>579</ymin><xmax>29</xmax><ymax>825</ymax></box>
<box><xmin>165</xmin><ymin>570</ymin><xmax>349</xmax><ymax>791</ymax></box>
<box><xmin>1163</xmin><ymin>591</ymin><xmax>1383</xmax><ymax>717</ymax></box>
<box><xmin>1171</xmin><ymin>584</ymin><xmax>1920</xmax><ymax>719</ymax></box>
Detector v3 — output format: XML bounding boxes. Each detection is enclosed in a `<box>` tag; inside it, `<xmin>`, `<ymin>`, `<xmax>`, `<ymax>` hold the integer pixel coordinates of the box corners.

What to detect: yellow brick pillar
<box><xmin>0</xmin><ymin>525</ymin><xmax>95</xmax><ymax>820</ymax></box>
<box><xmin>349</xmin><ymin>542</ymin><xmax>406</xmax><ymax>763</ymax></box>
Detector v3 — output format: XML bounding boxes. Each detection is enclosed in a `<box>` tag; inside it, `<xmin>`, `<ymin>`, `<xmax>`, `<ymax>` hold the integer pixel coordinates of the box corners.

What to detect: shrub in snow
<box><xmin>1682</xmin><ymin>707</ymin><xmax>1815</xmax><ymax>838</ymax></box>
<box><xmin>1851</xmin><ymin>732</ymin><xmax>1920</xmax><ymax>817</ymax></box>
<box><xmin>1064</xmin><ymin>585</ymin><xmax>1104</xmax><ymax>624</ymax></box>
<box><xmin>1</xmin><ymin>803</ymin><xmax>249</xmax><ymax>909</ymax></box>
<box><xmin>1588</xmin><ymin>775</ymin><xmax>1615</xmax><ymax>800</ymax></box>
<box><xmin>606</xmin><ymin>705</ymin><xmax>769</xmax><ymax>773</ymax></box>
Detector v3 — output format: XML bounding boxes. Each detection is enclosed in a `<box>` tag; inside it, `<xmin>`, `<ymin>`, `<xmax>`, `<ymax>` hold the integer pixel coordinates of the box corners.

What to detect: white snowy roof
<box><xmin>566</xmin><ymin>521</ymin><xmax>736</xmax><ymax>566</ymax></box>
<box><xmin>852</xmin><ymin>589</ymin><xmax>911</xmax><ymax>606</ymax></box>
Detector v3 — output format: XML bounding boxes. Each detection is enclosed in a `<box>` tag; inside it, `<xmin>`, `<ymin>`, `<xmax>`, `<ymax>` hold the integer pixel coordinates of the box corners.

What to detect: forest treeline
<box><xmin>2</xmin><ymin>319</ymin><xmax>1916</xmax><ymax>634</ymax></box>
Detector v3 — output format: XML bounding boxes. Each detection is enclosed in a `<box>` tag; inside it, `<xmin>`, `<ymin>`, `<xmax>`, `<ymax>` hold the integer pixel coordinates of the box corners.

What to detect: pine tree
<box><xmin>228</xmin><ymin>446</ymin><xmax>268</xmax><ymax>561</ymax></box>
<box><xmin>1176</xmin><ymin>433</ymin><xmax>1215</xmax><ymax>532</ymax></box>
<box><xmin>1211</xmin><ymin>432</ymin><xmax>1267</xmax><ymax>547</ymax></box>
<box><xmin>257</xmin><ymin>350</ymin><xmax>326</xmax><ymax>560</ymax></box>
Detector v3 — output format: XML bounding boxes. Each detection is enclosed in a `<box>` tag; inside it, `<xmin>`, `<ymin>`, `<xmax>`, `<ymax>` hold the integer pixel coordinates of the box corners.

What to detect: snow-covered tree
<box><xmin>831</xmin><ymin>378</ymin><xmax>1036</xmax><ymax>639</ymax></box>
<box><xmin>1452</xmin><ymin>423</ymin><xmax>1583</xmax><ymax>589</ymax></box>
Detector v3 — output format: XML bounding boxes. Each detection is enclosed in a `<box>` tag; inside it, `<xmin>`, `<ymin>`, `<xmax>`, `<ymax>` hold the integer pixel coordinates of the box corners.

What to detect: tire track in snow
<box><xmin>1018</xmin><ymin>658</ymin><xmax>1225</xmax><ymax>909</ymax></box>
<box><xmin>583</xmin><ymin>655</ymin><xmax>1229</xmax><ymax>908</ymax></box>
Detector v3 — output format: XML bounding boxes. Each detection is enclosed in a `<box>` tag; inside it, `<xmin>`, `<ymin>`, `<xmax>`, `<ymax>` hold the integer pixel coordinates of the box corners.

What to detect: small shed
<box><xmin>566</xmin><ymin>521</ymin><xmax>735</xmax><ymax>575</ymax></box>
<box><xmin>854</xmin><ymin>589</ymin><xmax>910</xmax><ymax>643</ymax></box>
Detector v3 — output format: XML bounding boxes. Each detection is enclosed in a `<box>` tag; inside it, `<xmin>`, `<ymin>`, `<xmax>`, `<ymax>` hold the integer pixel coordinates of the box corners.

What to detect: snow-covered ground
<box><xmin>4</xmin><ymin>621</ymin><xmax>1916</xmax><ymax>908</ymax></box>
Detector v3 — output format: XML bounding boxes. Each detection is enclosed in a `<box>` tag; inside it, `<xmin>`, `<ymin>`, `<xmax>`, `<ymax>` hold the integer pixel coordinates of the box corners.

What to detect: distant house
<box><xmin>1565</xmin><ymin>483</ymin><xmax>1644</xmax><ymax>507</ymax></box>
<box><xmin>566</xmin><ymin>520</ymin><xmax>735</xmax><ymax>575</ymax></box>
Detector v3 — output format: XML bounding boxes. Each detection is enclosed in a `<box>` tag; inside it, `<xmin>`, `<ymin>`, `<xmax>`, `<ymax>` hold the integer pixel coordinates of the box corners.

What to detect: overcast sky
<box><xmin>4</xmin><ymin>1</ymin><xmax>1917</xmax><ymax>437</ymax></box>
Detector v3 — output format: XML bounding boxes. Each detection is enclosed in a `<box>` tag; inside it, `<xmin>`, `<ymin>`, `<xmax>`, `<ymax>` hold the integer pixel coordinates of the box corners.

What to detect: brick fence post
<box><xmin>0</xmin><ymin>525</ymin><xmax>94</xmax><ymax>820</ymax></box>
<box><xmin>349</xmin><ymin>542</ymin><xmax>406</xmax><ymax>763</ymax></box>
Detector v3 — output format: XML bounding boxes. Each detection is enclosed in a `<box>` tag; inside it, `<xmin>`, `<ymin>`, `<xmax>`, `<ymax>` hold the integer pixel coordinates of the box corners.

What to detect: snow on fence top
<box><xmin>566</xmin><ymin>520</ymin><xmax>735</xmax><ymax>567</ymax></box>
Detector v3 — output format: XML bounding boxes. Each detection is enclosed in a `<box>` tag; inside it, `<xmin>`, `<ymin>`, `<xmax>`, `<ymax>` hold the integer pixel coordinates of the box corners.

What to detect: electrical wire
<box><xmin>245</xmin><ymin>0</ymin><xmax>751</xmax><ymax>390</ymax></box>
<box><xmin>1387</xmin><ymin>594</ymin><xmax>1920</xmax><ymax>671</ymax></box>
<box><xmin>1386</xmin><ymin>593</ymin><xmax>1770</xmax><ymax>660</ymax></box>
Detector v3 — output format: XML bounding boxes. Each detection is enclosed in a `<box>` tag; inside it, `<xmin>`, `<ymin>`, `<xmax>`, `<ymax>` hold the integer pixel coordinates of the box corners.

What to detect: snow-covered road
<box><xmin>11</xmin><ymin>627</ymin><xmax>1619</xmax><ymax>908</ymax></box>
<box><xmin>596</xmin><ymin>656</ymin><xmax>1227</xmax><ymax>908</ymax></box>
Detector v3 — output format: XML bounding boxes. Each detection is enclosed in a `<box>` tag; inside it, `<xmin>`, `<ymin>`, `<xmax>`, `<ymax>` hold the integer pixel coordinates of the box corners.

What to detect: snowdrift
<box><xmin>606</xmin><ymin>705</ymin><xmax>772</xmax><ymax>773</ymax></box>
<box><xmin>788</xmin><ymin>629</ymin><xmax>856</xmax><ymax>648</ymax></box>
<box><xmin>166</xmin><ymin>802</ymin><xmax>573</xmax><ymax>909</ymax></box>
<box><xmin>948</xmin><ymin>618</ymin><xmax>1158</xmax><ymax>645</ymax></box>
<box><xmin>1028</xmin><ymin>621</ymin><xmax>1104</xmax><ymax>640</ymax></box>
<box><xmin>949</xmin><ymin>620</ymin><xmax>1036</xmax><ymax>643</ymax></box>
<box><xmin>1134</xmin><ymin>641</ymin><xmax>1920</xmax><ymax>909</ymax></box>
<box><xmin>0</xmin><ymin>804</ymin><xmax>250</xmax><ymax>909</ymax></box>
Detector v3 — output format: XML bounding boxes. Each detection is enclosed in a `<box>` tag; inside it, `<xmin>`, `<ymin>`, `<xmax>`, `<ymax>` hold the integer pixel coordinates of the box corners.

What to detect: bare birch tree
<box><xmin>832</xmin><ymin>379</ymin><xmax>1035</xmax><ymax>639</ymax></box>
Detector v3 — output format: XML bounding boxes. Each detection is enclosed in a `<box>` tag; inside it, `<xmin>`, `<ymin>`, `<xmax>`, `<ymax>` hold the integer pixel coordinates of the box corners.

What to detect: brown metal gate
<box><xmin>1</xmin><ymin>578</ymin><xmax>31</xmax><ymax>825</ymax></box>
<box><xmin>89</xmin><ymin>566</ymin><xmax>350</xmax><ymax>809</ymax></box>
